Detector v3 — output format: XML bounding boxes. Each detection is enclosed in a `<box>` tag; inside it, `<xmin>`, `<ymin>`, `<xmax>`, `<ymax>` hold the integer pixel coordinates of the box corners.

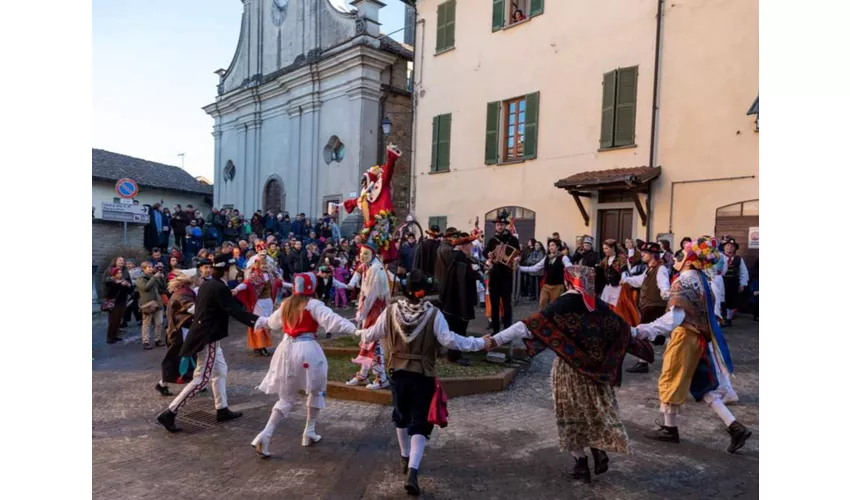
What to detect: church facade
<box><xmin>203</xmin><ymin>0</ymin><xmax>413</xmax><ymax>234</ymax></box>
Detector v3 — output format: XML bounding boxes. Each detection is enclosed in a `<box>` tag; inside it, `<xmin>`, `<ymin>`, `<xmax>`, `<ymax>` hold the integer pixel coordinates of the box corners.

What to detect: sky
<box><xmin>92</xmin><ymin>0</ymin><xmax>408</xmax><ymax>181</ymax></box>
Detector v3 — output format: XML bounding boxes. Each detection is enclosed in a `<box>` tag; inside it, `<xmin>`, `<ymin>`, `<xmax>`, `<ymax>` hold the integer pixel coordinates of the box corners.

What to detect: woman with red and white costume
<box><xmin>250</xmin><ymin>272</ymin><xmax>357</xmax><ymax>458</ymax></box>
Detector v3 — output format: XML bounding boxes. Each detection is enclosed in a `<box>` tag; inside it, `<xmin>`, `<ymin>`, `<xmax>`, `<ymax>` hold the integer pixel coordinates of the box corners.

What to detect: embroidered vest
<box><xmin>724</xmin><ymin>255</ymin><xmax>741</xmax><ymax>281</ymax></box>
<box><xmin>385</xmin><ymin>305</ymin><xmax>440</xmax><ymax>377</ymax></box>
<box><xmin>284</xmin><ymin>309</ymin><xmax>320</xmax><ymax>337</ymax></box>
<box><xmin>544</xmin><ymin>255</ymin><xmax>566</xmax><ymax>286</ymax></box>
<box><xmin>640</xmin><ymin>265</ymin><xmax>666</xmax><ymax>310</ymax></box>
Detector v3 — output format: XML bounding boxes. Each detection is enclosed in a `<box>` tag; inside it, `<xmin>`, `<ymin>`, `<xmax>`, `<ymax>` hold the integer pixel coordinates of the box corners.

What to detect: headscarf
<box><xmin>564</xmin><ymin>265</ymin><xmax>596</xmax><ymax>311</ymax></box>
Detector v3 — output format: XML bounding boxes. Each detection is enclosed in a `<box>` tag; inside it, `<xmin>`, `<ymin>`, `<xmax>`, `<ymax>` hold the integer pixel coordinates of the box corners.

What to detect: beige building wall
<box><xmin>411</xmin><ymin>0</ymin><xmax>758</xmax><ymax>246</ymax></box>
<box><xmin>653</xmin><ymin>0</ymin><xmax>759</xmax><ymax>242</ymax></box>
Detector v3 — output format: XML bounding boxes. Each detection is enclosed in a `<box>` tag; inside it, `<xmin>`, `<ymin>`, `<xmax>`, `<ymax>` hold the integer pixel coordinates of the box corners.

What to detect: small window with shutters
<box><xmin>435</xmin><ymin>0</ymin><xmax>456</xmax><ymax>53</ymax></box>
<box><xmin>428</xmin><ymin>216</ymin><xmax>447</xmax><ymax>234</ymax></box>
<box><xmin>430</xmin><ymin>113</ymin><xmax>452</xmax><ymax>173</ymax></box>
<box><xmin>599</xmin><ymin>66</ymin><xmax>638</xmax><ymax>150</ymax></box>
<box><xmin>485</xmin><ymin>91</ymin><xmax>540</xmax><ymax>164</ymax></box>
<box><xmin>493</xmin><ymin>0</ymin><xmax>544</xmax><ymax>31</ymax></box>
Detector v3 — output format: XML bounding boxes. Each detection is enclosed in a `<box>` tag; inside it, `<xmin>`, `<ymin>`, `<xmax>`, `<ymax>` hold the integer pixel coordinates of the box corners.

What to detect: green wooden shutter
<box><xmin>431</xmin><ymin>116</ymin><xmax>440</xmax><ymax>172</ymax></box>
<box><xmin>614</xmin><ymin>66</ymin><xmax>638</xmax><ymax>147</ymax></box>
<box><xmin>492</xmin><ymin>0</ymin><xmax>505</xmax><ymax>31</ymax></box>
<box><xmin>437</xmin><ymin>114</ymin><xmax>452</xmax><ymax>171</ymax></box>
<box><xmin>436</xmin><ymin>3</ymin><xmax>446</xmax><ymax>52</ymax></box>
<box><xmin>600</xmin><ymin>70</ymin><xmax>616</xmax><ymax>149</ymax></box>
<box><xmin>529</xmin><ymin>0</ymin><xmax>545</xmax><ymax>17</ymax></box>
<box><xmin>485</xmin><ymin>101</ymin><xmax>500</xmax><ymax>164</ymax></box>
<box><xmin>445</xmin><ymin>0</ymin><xmax>456</xmax><ymax>49</ymax></box>
<box><xmin>523</xmin><ymin>91</ymin><xmax>540</xmax><ymax>160</ymax></box>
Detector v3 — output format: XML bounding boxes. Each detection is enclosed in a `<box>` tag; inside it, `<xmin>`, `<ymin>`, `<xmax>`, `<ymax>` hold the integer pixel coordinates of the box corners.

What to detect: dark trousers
<box><xmin>108</xmin><ymin>303</ymin><xmax>127</xmax><ymax>341</ymax></box>
<box><xmin>124</xmin><ymin>300</ymin><xmax>141</xmax><ymax>324</ymax></box>
<box><xmin>173</xmin><ymin>233</ymin><xmax>185</xmax><ymax>252</ymax></box>
<box><xmin>489</xmin><ymin>276</ymin><xmax>513</xmax><ymax>332</ymax></box>
<box><xmin>390</xmin><ymin>370</ymin><xmax>436</xmax><ymax>438</ymax></box>
<box><xmin>444</xmin><ymin>313</ymin><xmax>469</xmax><ymax>362</ymax></box>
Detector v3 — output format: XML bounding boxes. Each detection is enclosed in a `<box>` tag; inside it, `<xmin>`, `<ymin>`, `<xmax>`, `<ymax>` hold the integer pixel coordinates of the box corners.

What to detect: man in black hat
<box><xmin>572</xmin><ymin>235</ymin><xmax>599</xmax><ymax>267</ymax></box>
<box><xmin>439</xmin><ymin>232</ymin><xmax>482</xmax><ymax>366</ymax></box>
<box><xmin>621</xmin><ymin>242</ymin><xmax>671</xmax><ymax>373</ymax></box>
<box><xmin>434</xmin><ymin>227</ymin><xmax>459</xmax><ymax>294</ymax></box>
<box><xmin>720</xmin><ymin>237</ymin><xmax>749</xmax><ymax>327</ymax></box>
<box><xmin>413</xmin><ymin>225</ymin><xmax>441</xmax><ymax>278</ymax></box>
<box><xmin>156</xmin><ymin>253</ymin><xmax>260</xmax><ymax>433</ymax></box>
<box><xmin>484</xmin><ymin>211</ymin><xmax>521</xmax><ymax>332</ymax></box>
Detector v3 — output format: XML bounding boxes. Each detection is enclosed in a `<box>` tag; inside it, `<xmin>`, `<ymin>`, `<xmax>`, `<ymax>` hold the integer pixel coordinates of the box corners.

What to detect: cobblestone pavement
<box><xmin>93</xmin><ymin>301</ymin><xmax>758</xmax><ymax>499</ymax></box>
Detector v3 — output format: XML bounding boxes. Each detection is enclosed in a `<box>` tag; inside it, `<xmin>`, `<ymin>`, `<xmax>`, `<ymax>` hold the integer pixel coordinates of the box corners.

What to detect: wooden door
<box><xmin>598</xmin><ymin>209</ymin><xmax>633</xmax><ymax>244</ymax></box>
<box><xmin>264</xmin><ymin>179</ymin><xmax>283</xmax><ymax>215</ymax></box>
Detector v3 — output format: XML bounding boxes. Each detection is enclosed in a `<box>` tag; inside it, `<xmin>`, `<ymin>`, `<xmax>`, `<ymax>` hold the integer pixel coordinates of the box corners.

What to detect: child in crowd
<box><xmin>332</xmin><ymin>258</ymin><xmax>349</xmax><ymax>309</ymax></box>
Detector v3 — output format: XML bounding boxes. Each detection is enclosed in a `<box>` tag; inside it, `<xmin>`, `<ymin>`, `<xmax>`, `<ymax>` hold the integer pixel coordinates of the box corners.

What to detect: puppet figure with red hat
<box><xmin>249</xmin><ymin>272</ymin><xmax>358</xmax><ymax>458</ymax></box>
<box><xmin>336</xmin><ymin>144</ymin><xmax>402</xmax><ymax>263</ymax></box>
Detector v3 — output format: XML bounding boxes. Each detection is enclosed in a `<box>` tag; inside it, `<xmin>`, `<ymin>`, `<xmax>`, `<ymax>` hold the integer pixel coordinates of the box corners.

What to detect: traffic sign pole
<box><xmin>123</xmin><ymin>222</ymin><xmax>128</xmax><ymax>246</ymax></box>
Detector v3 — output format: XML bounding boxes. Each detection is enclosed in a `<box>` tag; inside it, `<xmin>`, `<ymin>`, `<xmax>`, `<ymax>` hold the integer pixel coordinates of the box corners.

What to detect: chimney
<box><xmin>351</xmin><ymin>0</ymin><xmax>384</xmax><ymax>37</ymax></box>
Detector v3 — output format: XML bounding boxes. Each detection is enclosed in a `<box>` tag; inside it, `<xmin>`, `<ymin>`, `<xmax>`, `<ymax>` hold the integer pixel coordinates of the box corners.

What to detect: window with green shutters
<box><xmin>599</xmin><ymin>66</ymin><xmax>638</xmax><ymax>149</ymax></box>
<box><xmin>435</xmin><ymin>0</ymin><xmax>456</xmax><ymax>53</ymax></box>
<box><xmin>431</xmin><ymin>113</ymin><xmax>452</xmax><ymax>172</ymax></box>
<box><xmin>493</xmin><ymin>0</ymin><xmax>544</xmax><ymax>31</ymax></box>
<box><xmin>484</xmin><ymin>91</ymin><xmax>540</xmax><ymax>164</ymax></box>
<box><xmin>428</xmin><ymin>216</ymin><xmax>447</xmax><ymax>234</ymax></box>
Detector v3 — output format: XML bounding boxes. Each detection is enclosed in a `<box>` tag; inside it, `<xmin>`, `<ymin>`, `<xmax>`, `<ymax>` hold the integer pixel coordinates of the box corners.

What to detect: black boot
<box><xmin>156</xmin><ymin>409</ymin><xmax>181</xmax><ymax>433</ymax></box>
<box><xmin>590</xmin><ymin>448</ymin><xmax>609</xmax><ymax>475</ymax></box>
<box><xmin>404</xmin><ymin>467</ymin><xmax>420</xmax><ymax>496</ymax></box>
<box><xmin>626</xmin><ymin>361</ymin><xmax>649</xmax><ymax>373</ymax></box>
<box><xmin>154</xmin><ymin>383</ymin><xmax>172</xmax><ymax>396</ymax></box>
<box><xmin>571</xmin><ymin>457</ymin><xmax>591</xmax><ymax>484</ymax></box>
<box><xmin>726</xmin><ymin>421</ymin><xmax>752</xmax><ymax>454</ymax></box>
<box><xmin>401</xmin><ymin>455</ymin><xmax>410</xmax><ymax>474</ymax></box>
<box><xmin>644</xmin><ymin>425</ymin><xmax>680</xmax><ymax>443</ymax></box>
<box><xmin>216</xmin><ymin>407</ymin><xmax>243</xmax><ymax>422</ymax></box>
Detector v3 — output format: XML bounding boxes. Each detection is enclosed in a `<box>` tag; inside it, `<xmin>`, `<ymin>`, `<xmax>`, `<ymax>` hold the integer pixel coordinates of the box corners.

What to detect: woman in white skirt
<box><xmin>250</xmin><ymin>272</ymin><xmax>357</xmax><ymax>458</ymax></box>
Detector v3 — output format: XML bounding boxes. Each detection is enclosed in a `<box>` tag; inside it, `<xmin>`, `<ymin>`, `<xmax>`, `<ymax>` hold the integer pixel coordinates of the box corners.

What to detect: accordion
<box><xmin>491</xmin><ymin>243</ymin><xmax>521</xmax><ymax>268</ymax></box>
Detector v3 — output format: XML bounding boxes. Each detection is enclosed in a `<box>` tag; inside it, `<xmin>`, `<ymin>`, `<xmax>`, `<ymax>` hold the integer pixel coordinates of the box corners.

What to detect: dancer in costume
<box><xmin>598</xmin><ymin>239</ymin><xmax>628</xmax><ymax>307</ymax></box>
<box><xmin>439</xmin><ymin>231</ymin><xmax>482</xmax><ymax>366</ymax></box>
<box><xmin>155</xmin><ymin>270</ymin><xmax>198</xmax><ymax>397</ymax></box>
<box><xmin>484</xmin><ymin>211</ymin><xmax>520</xmax><ymax>332</ymax></box>
<box><xmin>156</xmin><ymin>254</ymin><xmax>259</xmax><ymax>433</ymax></box>
<box><xmin>249</xmin><ymin>273</ymin><xmax>357</xmax><ymax>457</ymax></box>
<box><xmin>343</xmin><ymin>242</ymin><xmax>391</xmax><ymax>390</ymax></box>
<box><xmin>356</xmin><ymin>270</ymin><xmax>486</xmax><ymax>495</ymax></box>
<box><xmin>488</xmin><ymin>266</ymin><xmax>655</xmax><ymax>483</ymax></box>
<box><xmin>234</xmin><ymin>247</ymin><xmax>276</xmax><ymax>356</ymax></box>
<box><xmin>413</xmin><ymin>225</ymin><xmax>441</xmax><ymax>278</ymax></box>
<box><xmin>621</xmin><ymin>242</ymin><xmax>670</xmax><ymax>374</ymax></box>
<box><xmin>720</xmin><ymin>237</ymin><xmax>749</xmax><ymax>327</ymax></box>
<box><xmin>634</xmin><ymin>236</ymin><xmax>751</xmax><ymax>453</ymax></box>
<box><xmin>518</xmin><ymin>238</ymin><xmax>572</xmax><ymax>310</ymax></box>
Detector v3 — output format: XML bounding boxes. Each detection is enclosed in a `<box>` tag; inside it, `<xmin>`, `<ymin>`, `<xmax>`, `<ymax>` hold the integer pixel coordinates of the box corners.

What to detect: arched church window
<box><xmin>323</xmin><ymin>136</ymin><xmax>345</xmax><ymax>165</ymax></box>
<box><xmin>224</xmin><ymin>160</ymin><xmax>236</xmax><ymax>181</ymax></box>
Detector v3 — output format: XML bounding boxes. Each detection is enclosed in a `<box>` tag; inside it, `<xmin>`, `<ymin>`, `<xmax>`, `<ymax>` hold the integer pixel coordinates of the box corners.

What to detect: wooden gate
<box><xmin>597</xmin><ymin>209</ymin><xmax>633</xmax><ymax>244</ymax></box>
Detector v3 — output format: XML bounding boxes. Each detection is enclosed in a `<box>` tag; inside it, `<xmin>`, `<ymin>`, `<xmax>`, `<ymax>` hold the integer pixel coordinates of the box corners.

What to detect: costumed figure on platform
<box><xmin>488</xmin><ymin>266</ymin><xmax>655</xmax><ymax>483</ymax></box>
<box><xmin>413</xmin><ymin>225</ymin><xmax>441</xmax><ymax>278</ymax></box>
<box><xmin>357</xmin><ymin>270</ymin><xmax>486</xmax><ymax>496</ymax></box>
<box><xmin>439</xmin><ymin>231</ymin><xmax>482</xmax><ymax>366</ymax></box>
<box><xmin>249</xmin><ymin>273</ymin><xmax>357</xmax><ymax>457</ymax></box>
<box><xmin>337</xmin><ymin>144</ymin><xmax>402</xmax><ymax>262</ymax></box>
<box><xmin>234</xmin><ymin>245</ymin><xmax>277</xmax><ymax>356</ymax></box>
<box><xmin>634</xmin><ymin>236</ymin><xmax>750</xmax><ymax>453</ymax></box>
<box><xmin>155</xmin><ymin>270</ymin><xmax>198</xmax><ymax>397</ymax></box>
<box><xmin>619</xmin><ymin>242</ymin><xmax>670</xmax><ymax>374</ymax></box>
<box><xmin>519</xmin><ymin>238</ymin><xmax>572</xmax><ymax>310</ymax></box>
<box><xmin>484</xmin><ymin>211</ymin><xmax>521</xmax><ymax>332</ymax></box>
<box><xmin>343</xmin><ymin>242</ymin><xmax>392</xmax><ymax>390</ymax></box>
<box><xmin>156</xmin><ymin>254</ymin><xmax>259</xmax><ymax>433</ymax></box>
<box><xmin>598</xmin><ymin>239</ymin><xmax>629</xmax><ymax>307</ymax></box>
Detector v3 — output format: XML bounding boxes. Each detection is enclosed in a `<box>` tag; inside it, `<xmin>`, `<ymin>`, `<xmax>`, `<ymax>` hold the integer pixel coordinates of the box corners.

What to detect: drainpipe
<box><xmin>667</xmin><ymin>176</ymin><xmax>756</xmax><ymax>233</ymax></box>
<box><xmin>647</xmin><ymin>0</ymin><xmax>664</xmax><ymax>241</ymax></box>
<box><xmin>410</xmin><ymin>11</ymin><xmax>424</xmax><ymax>217</ymax></box>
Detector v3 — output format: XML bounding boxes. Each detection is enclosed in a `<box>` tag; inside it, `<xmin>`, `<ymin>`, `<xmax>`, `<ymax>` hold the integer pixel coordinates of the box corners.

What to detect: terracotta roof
<box><xmin>92</xmin><ymin>149</ymin><xmax>213</xmax><ymax>196</ymax></box>
<box><xmin>555</xmin><ymin>166</ymin><xmax>661</xmax><ymax>190</ymax></box>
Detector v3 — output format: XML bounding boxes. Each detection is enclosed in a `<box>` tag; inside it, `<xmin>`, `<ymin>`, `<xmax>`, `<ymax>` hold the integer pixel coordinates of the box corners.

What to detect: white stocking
<box><xmin>663</xmin><ymin>413</ymin><xmax>677</xmax><ymax>427</ymax></box>
<box><xmin>260</xmin><ymin>408</ymin><xmax>285</xmax><ymax>438</ymax></box>
<box><xmin>409</xmin><ymin>434</ymin><xmax>427</xmax><ymax>470</ymax></box>
<box><xmin>708</xmin><ymin>399</ymin><xmax>736</xmax><ymax>426</ymax></box>
<box><xmin>396</xmin><ymin>428</ymin><xmax>411</xmax><ymax>458</ymax></box>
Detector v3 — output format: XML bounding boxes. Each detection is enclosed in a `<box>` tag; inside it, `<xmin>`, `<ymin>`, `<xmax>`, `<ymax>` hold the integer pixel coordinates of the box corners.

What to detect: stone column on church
<box><xmin>286</xmin><ymin>105</ymin><xmax>303</xmax><ymax>215</ymax></box>
<box><xmin>244</xmin><ymin>120</ymin><xmax>259</xmax><ymax>214</ymax></box>
<box><xmin>212</xmin><ymin>129</ymin><xmax>222</xmax><ymax>206</ymax></box>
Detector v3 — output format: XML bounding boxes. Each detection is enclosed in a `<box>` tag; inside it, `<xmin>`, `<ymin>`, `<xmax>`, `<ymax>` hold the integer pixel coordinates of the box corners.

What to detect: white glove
<box><xmin>630</xmin><ymin>327</ymin><xmax>638</xmax><ymax>338</ymax></box>
<box><xmin>255</xmin><ymin>317</ymin><xmax>268</xmax><ymax>330</ymax></box>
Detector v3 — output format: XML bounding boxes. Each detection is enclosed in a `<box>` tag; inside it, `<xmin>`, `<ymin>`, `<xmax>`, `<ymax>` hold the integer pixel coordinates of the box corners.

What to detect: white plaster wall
<box><xmin>91</xmin><ymin>182</ymin><xmax>211</xmax><ymax>219</ymax></box>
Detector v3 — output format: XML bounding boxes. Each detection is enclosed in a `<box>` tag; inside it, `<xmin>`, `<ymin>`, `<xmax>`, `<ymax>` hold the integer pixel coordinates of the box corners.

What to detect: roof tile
<box><xmin>92</xmin><ymin>149</ymin><xmax>213</xmax><ymax>196</ymax></box>
<box><xmin>555</xmin><ymin>166</ymin><xmax>661</xmax><ymax>189</ymax></box>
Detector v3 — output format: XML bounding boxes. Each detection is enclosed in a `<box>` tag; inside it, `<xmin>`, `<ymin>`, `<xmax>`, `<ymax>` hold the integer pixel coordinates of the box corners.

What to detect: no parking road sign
<box><xmin>115</xmin><ymin>178</ymin><xmax>139</xmax><ymax>199</ymax></box>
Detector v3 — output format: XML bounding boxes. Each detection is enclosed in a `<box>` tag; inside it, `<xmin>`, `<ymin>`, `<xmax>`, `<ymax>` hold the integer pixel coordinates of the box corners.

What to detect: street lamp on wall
<box><xmin>381</xmin><ymin>116</ymin><xmax>392</xmax><ymax>136</ymax></box>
